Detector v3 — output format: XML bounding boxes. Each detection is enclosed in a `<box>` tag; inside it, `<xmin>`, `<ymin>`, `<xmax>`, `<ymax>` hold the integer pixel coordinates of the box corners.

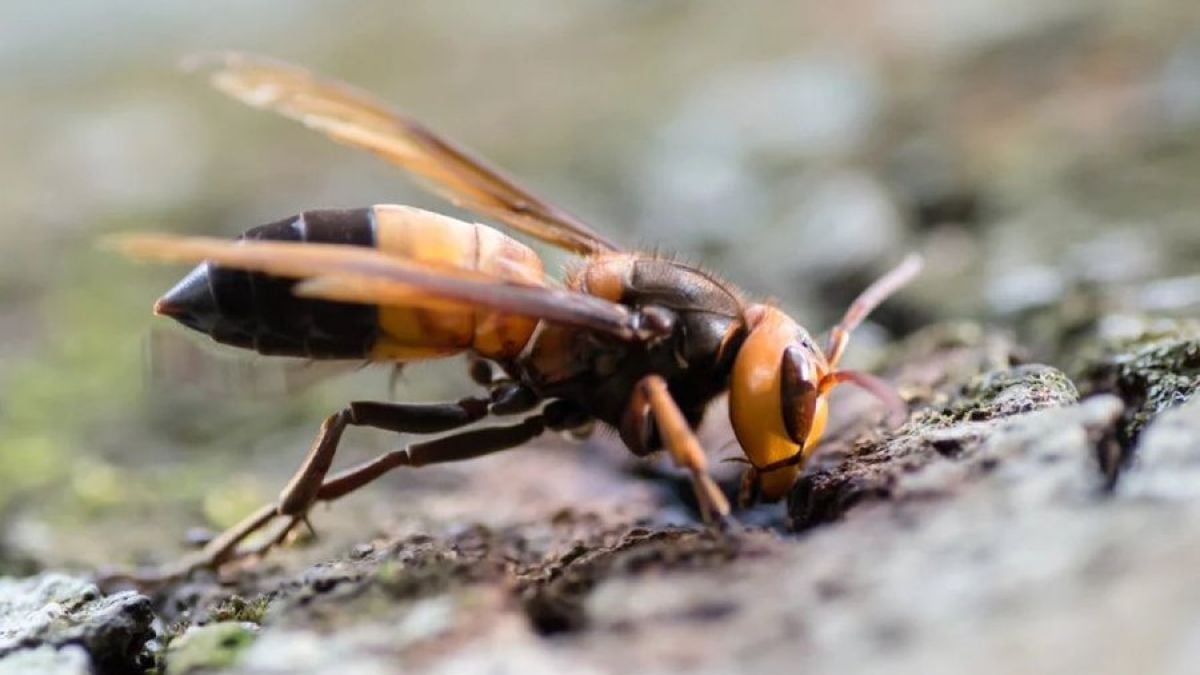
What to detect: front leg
<box><xmin>737</xmin><ymin>466</ymin><xmax>761</xmax><ymax>509</ymax></box>
<box><xmin>634</xmin><ymin>375</ymin><xmax>732</xmax><ymax>525</ymax></box>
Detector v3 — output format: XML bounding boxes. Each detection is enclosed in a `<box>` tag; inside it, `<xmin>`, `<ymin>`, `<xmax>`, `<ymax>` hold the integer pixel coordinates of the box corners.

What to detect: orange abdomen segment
<box><xmin>369</xmin><ymin>205</ymin><xmax>544</xmax><ymax>361</ymax></box>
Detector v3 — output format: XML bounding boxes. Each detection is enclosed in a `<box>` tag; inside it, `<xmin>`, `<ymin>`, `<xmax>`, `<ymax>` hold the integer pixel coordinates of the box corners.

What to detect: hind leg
<box><xmin>108</xmin><ymin>397</ymin><xmax>504</xmax><ymax>586</ymax></box>
<box><xmin>199</xmin><ymin>413</ymin><xmax>552</xmax><ymax>578</ymax></box>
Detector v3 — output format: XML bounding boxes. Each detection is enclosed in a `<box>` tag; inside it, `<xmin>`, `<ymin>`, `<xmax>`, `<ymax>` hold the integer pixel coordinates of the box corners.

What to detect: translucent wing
<box><xmin>112</xmin><ymin>233</ymin><xmax>641</xmax><ymax>340</ymax></box>
<box><xmin>187</xmin><ymin>52</ymin><xmax>621</xmax><ymax>256</ymax></box>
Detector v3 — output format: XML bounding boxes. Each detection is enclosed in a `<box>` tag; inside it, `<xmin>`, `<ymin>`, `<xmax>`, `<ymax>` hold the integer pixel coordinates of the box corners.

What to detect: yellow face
<box><xmin>728</xmin><ymin>305</ymin><xmax>830</xmax><ymax>502</ymax></box>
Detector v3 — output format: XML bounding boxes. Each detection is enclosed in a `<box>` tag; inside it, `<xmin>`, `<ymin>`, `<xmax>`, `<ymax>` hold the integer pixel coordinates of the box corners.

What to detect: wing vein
<box><xmin>190</xmin><ymin>52</ymin><xmax>621</xmax><ymax>255</ymax></box>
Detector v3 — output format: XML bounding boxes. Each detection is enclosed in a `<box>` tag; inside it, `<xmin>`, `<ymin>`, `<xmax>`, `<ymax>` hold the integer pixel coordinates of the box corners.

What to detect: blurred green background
<box><xmin>2</xmin><ymin>0</ymin><xmax>1199</xmax><ymax>570</ymax></box>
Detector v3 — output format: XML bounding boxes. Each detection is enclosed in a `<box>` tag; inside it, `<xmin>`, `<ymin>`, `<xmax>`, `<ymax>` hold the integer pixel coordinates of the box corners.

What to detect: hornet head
<box><xmin>728</xmin><ymin>255</ymin><xmax>923</xmax><ymax>503</ymax></box>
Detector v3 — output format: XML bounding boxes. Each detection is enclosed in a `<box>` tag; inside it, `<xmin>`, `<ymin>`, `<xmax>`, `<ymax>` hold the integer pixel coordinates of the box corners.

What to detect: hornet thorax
<box><xmin>520</xmin><ymin>254</ymin><xmax>747</xmax><ymax>448</ymax></box>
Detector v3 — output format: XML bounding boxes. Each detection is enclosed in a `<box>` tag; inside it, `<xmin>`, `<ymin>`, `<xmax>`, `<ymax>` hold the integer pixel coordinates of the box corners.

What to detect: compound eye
<box><xmin>780</xmin><ymin>345</ymin><xmax>819</xmax><ymax>445</ymax></box>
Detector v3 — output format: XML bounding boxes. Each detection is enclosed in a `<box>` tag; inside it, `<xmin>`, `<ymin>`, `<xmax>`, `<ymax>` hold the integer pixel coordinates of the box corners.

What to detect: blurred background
<box><xmin>2</xmin><ymin>0</ymin><xmax>1200</xmax><ymax>572</ymax></box>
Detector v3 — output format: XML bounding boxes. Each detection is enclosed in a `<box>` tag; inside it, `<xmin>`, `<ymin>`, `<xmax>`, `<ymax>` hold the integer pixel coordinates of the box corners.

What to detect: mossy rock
<box><xmin>165</xmin><ymin>622</ymin><xmax>257</xmax><ymax>674</ymax></box>
<box><xmin>923</xmin><ymin>364</ymin><xmax>1079</xmax><ymax>427</ymax></box>
<box><xmin>1081</xmin><ymin>331</ymin><xmax>1200</xmax><ymax>441</ymax></box>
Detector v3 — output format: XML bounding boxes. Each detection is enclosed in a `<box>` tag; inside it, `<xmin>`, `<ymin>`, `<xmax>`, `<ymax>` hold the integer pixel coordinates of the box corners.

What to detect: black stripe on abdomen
<box><xmin>207</xmin><ymin>208</ymin><xmax>380</xmax><ymax>359</ymax></box>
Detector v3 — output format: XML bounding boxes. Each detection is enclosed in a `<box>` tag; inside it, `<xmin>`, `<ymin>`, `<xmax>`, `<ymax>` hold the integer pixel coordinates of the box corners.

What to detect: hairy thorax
<box><xmin>520</xmin><ymin>254</ymin><xmax>747</xmax><ymax>438</ymax></box>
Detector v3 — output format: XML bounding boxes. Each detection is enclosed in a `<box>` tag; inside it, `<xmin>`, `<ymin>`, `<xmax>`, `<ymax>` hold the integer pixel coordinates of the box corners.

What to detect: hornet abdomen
<box><xmin>156</xmin><ymin>205</ymin><xmax>545</xmax><ymax>361</ymax></box>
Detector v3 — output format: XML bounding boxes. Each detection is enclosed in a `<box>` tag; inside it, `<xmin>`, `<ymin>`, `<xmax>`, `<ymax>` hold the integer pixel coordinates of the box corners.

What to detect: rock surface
<box><xmin>0</xmin><ymin>645</ymin><xmax>90</xmax><ymax>675</ymax></box>
<box><xmin>4</xmin><ymin>4</ymin><xmax>1200</xmax><ymax>672</ymax></box>
<box><xmin>0</xmin><ymin>574</ymin><xmax>153</xmax><ymax>674</ymax></box>
<box><xmin>1080</xmin><ymin>329</ymin><xmax>1200</xmax><ymax>442</ymax></box>
<box><xmin>60</xmin><ymin>323</ymin><xmax>1196</xmax><ymax>674</ymax></box>
<box><xmin>166</xmin><ymin>622</ymin><xmax>258</xmax><ymax>674</ymax></box>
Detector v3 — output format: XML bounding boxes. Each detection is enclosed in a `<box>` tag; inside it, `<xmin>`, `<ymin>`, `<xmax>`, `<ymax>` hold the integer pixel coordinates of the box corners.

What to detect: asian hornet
<box><xmin>113</xmin><ymin>53</ymin><xmax>922</xmax><ymax>578</ymax></box>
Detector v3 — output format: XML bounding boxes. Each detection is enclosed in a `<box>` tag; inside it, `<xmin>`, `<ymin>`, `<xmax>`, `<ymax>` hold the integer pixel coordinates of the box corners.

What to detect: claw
<box><xmin>301</xmin><ymin>515</ymin><xmax>318</xmax><ymax>538</ymax></box>
<box><xmin>709</xmin><ymin>511</ymin><xmax>742</xmax><ymax>536</ymax></box>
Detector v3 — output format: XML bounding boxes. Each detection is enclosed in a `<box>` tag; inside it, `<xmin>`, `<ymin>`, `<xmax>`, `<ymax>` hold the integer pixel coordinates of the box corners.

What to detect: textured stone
<box><xmin>1081</xmin><ymin>331</ymin><xmax>1200</xmax><ymax>440</ymax></box>
<box><xmin>0</xmin><ymin>574</ymin><xmax>153</xmax><ymax>673</ymax></box>
<box><xmin>166</xmin><ymin>622</ymin><xmax>258</xmax><ymax>674</ymax></box>
<box><xmin>0</xmin><ymin>645</ymin><xmax>89</xmax><ymax>675</ymax></box>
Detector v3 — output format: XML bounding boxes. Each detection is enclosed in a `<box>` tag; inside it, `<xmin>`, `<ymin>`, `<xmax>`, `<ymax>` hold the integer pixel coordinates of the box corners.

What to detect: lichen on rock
<box><xmin>1079</xmin><ymin>327</ymin><xmax>1200</xmax><ymax>442</ymax></box>
<box><xmin>164</xmin><ymin>621</ymin><xmax>257</xmax><ymax>674</ymax></box>
<box><xmin>789</xmin><ymin>325</ymin><xmax>1085</xmax><ymax>528</ymax></box>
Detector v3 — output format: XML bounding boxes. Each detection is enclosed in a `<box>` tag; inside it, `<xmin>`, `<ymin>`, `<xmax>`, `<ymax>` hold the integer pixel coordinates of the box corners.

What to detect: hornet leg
<box><xmin>203</xmin><ymin>414</ymin><xmax>551</xmax><ymax>577</ymax></box>
<box><xmin>737</xmin><ymin>467</ymin><xmax>761</xmax><ymax>509</ymax></box>
<box><xmin>211</xmin><ymin>401</ymin><xmax>582</xmax><ymax>577</ymax></box>
<box><xmin>276</xmin><ymin>398</ymin><xmax>490</xmax><ymax>519</ymax></box>
<box><xmin>638</xmin><ymin>375</ymin><xmax>732</xmax><ymax>525</ymax></box>
<box><xmin>112</xmin><ymin>397</ymin><xmax>509</xmax><ymax>586</ymax></box>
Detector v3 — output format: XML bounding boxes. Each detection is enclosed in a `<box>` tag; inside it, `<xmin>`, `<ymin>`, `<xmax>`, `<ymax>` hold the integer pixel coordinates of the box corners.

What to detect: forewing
<box><xmin>187</xmin><ymin>52</ymin><xmax>620</xmax><ymax>255</ymax></box>
<box><xmin>112</xmin><ymin>234</ymin><xmax>639</xmax><ymax>340</ymax></box>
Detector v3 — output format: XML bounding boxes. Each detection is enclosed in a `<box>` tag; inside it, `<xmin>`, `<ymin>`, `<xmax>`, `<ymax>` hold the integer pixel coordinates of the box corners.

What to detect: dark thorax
<box><xmin>520</xmin><ymin>256</ymin><xmax>746</xmax><ymax>449</ymax></box>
